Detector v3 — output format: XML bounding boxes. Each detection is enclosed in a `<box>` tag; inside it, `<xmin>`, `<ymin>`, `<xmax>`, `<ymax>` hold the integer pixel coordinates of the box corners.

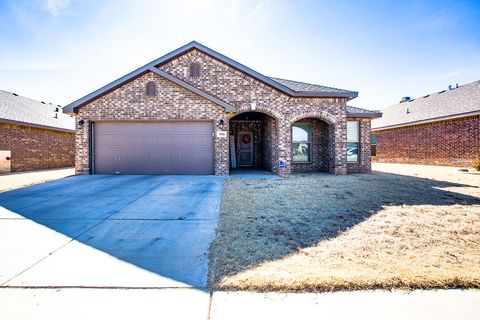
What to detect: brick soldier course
<box><xmin>65</xmin><ymin>41</ymin><xmax>381</xmax><ymax>176</ymax></box>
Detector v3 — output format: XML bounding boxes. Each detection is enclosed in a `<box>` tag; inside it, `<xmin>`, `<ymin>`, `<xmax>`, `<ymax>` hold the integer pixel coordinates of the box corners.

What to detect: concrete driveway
<box><xmin>0</xmin><ymin>174</ymin><xmax>223</xmax><ymax>289</ymax></box>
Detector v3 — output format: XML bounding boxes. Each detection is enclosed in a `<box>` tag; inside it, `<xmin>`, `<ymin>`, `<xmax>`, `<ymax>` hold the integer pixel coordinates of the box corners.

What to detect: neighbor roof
<box><xmin>372</xmin><ymin>80</ymin><xmax>480</xmax><ymax>130</ymax></box>
<box><xmin>346</xmin><ymin>105</ymin><xmax>382</xmax><ymax>118</ymax></box>
<box><xmin>64</xmin><ymin>41</ymin><xmax>358</xmax><ymax>113</ymax></box>
<box><xmin>0</xmin><ymin>90</ymin><xmax>75</xmax><ymax>132</ymax></box>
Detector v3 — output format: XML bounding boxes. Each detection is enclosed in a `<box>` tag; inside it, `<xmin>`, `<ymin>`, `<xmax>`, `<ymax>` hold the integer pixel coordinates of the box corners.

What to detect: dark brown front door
<box><xmin>237</xmin><ymin>131</ymin><xmax>253</xmax><ymax>166</ymax></box>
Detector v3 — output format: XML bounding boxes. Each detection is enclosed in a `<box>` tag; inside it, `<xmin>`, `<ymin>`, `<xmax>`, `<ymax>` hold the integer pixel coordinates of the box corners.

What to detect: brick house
<box><xmin>64</xmin><ymin>41</ymin><xmax>381</xmax><ymax>176</ymax></box>
<box><xmin>372</xmin><ymin>80</ymin><xmax>480</xmax><ymax>167</ymax></box>
<box><xmin>0</xmin><ymin>90</ymin><xmax>75</xmax><ymax>173</ymax></box>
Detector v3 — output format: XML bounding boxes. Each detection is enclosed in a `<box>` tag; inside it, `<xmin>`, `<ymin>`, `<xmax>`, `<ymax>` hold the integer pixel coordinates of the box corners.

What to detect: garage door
<box><xmin>93</xmin><ymin>121</ymin><xmax>214</xmax><ymax>175</ymax></box>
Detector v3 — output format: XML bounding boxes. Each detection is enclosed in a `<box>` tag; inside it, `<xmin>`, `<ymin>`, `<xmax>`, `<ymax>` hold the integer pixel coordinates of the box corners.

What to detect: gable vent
<box><xmin>146</xmin><ymin>81</ymin><xmax>157</xmax><ymax>96</ymax></box>
<box><xmin>190</xmin><ymin>63</ymin><xmax>201</xmax><ymax>78</ymax></box>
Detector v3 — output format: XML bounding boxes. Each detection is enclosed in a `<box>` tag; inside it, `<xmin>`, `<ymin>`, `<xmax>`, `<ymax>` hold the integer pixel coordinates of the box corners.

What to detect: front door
<box><xmin>237</xmin><ymin>132</ymin><xmax>253</xmax><ymax>166</ymax></box>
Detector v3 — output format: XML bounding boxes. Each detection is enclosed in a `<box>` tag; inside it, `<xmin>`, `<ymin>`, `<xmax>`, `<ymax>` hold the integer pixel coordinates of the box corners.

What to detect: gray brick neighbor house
<box><xmin>64</xmin><ymin>41</ymin><xmax>381</xmax><ymax>176</ymax></box>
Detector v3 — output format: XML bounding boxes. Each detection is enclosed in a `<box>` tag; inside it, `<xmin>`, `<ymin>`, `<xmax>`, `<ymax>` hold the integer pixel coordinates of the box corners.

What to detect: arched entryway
<box><xmin>290</xmin><ymin>117</ymin><xmax>333</xmax><ymax>173</ymax></box>
<box><xmin>228</xmin><ymin>111</ymin><xmax>278</xmax><ymax>173</ymax></box>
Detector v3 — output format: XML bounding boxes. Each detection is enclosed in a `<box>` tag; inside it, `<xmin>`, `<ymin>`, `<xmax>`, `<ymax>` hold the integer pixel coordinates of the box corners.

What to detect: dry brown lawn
<box><xmin>209</xmin><ymin>163</ymin><xmax>480</xmax><ymax>292</ymax></box>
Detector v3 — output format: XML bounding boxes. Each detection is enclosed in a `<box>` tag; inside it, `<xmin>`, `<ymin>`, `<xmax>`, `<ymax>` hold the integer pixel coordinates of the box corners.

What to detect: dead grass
<box><xmin>209</xmin><ymin>163</ymin><xmax>480</xmax><ymax>292</ymax></box>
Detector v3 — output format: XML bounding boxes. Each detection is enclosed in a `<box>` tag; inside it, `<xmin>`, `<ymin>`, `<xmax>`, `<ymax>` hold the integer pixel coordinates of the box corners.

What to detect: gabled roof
<box><xmin>64</xmin><ymin>41</ymin><xmax>358</xmax><ymax>113</ymax></box>
<box><xmin>372</xmin><ymin>80</ymin><xmax>480</xmax><ymax>130</ymax></box>
<box><xmin>0</xmin><ymin>90</ymin><xmax>74</xmax><ymax>132</ymax></box>
<box><xmin>346</xmin><ymin>105</ymin><xmax>382</xmax><ymax>118</ymax></box>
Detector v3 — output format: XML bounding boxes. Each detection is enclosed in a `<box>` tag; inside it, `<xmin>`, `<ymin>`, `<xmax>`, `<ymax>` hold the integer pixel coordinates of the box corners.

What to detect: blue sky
<box><xmin>0</xmin><ymin>0</ymin><xmax>479</xmax><ymax>109</ymax></box>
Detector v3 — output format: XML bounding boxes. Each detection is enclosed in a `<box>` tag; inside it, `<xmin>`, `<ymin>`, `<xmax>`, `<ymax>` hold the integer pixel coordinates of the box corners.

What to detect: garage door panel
<box><xmin>94</xmin><ymin>122</ymin><xmax>214</xmax><ymax>175</ymax></box>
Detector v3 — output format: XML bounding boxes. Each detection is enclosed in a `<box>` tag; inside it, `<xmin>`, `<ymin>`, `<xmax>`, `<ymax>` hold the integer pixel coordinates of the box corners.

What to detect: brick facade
<box><xmin>75</xmin><ymin>48</ymin><xmax>374</xmax><ymax>175</ymax></box>
<box><xmin>372</xmin><ymin>115</ymin><xmax>480</xmax><ymax>167</ymax></box>
<box><xmin>0</xmin><ymin>122</ymin><xmax>75</xmax><ymax>172</ymax></box>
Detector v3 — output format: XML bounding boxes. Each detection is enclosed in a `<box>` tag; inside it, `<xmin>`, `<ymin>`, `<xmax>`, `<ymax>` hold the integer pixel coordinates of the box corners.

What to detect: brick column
<box><xmin>330</xmin><ymin>120</ymin><xmax>347</xmax><ymax>174</ymax></box>
<box><xmin>276</xmin><ymin>118</ymin><xmax>291</xmax><ymax>175</ymax></box>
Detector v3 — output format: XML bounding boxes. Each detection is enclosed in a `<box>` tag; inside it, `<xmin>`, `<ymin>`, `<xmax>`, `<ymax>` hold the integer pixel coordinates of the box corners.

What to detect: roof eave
<box><xmin>372</xmin><ymin>110</ymin><xmax>480</xmax><ymax>131</ymax></box>
<box><xmin>347</xmin><ymin>112</ymin><xmax>382</xmax><ymax>119</ymax></box>
<box><xmin>0</xmin><ymin>118</ymin><xmax>75</xmax><ymax>133</ymax></box>
<box><xmin>291</xmin><ymin>90</ymin><xmax>358</xmax><ymax>99</ymax></box>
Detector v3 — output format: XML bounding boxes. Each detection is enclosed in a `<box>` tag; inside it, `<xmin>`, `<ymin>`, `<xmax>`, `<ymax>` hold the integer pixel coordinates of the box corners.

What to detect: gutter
<box><xmin>0</xmin><ymin>118</ymin><xmax>75</xmax><ymax>133</ymax></box>
<box><xmin>347</xmin><ymin>112</ymin><xmax>382</xmax><ymax>119</ymax></box>
<box><xmin>372</xmin><ymin>110</ymin><xmax>480</xmax><ymax>131</ymax></box>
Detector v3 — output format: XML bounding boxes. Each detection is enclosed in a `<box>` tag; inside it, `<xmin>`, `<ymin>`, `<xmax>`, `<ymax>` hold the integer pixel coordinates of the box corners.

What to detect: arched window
<box><xmin>190</xmin><ymin>63</ymin><xmax>201</xmax><ymax>78</ymax></box>
<box><xmin>146</xmin><ymin>81</ymin><xmax>157</xmax><ymax>96</ymax></box>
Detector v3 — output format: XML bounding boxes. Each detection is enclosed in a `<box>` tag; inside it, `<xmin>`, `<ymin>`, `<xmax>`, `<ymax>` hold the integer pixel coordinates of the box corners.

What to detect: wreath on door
<box><xmin>241</xmin><ymin>134</ymin><xmax>251</xmax><ymax>144</ymax></box>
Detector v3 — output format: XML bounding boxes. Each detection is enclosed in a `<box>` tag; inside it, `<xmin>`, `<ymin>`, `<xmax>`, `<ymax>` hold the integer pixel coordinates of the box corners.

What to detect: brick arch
<box><xmin>288</xmin><ymin>110</ymin><xmax>337</xmax><ymax>125</ymax></box>
<box><xmin>228</xmin><ymin>105</ymin><xmax>282</xmax><ymax>121</ymax></box>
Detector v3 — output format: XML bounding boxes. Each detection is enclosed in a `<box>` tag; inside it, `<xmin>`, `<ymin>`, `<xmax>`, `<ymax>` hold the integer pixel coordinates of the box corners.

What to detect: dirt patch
<box><xmin>209</xmin><ymin>163</ymin><xmax>480</xmax><ymax>292</ymax></box>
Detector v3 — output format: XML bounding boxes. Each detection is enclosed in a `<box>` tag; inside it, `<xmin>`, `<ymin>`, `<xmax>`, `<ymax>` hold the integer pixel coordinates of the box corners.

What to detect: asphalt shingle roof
<box><xmin>269</xmin><ymin>77</ymin><xmax>354</xmax><ymax>94</ymax></box>
<box><xmin>0</xmin><ymin>90</ymin><xmax>75</xmax><ymax>132</ymax></box>
<box><xmin>346</xmin><ymin>105</ymin><xmax>382</xmax><ymax>118</ymax></box>
<box><xmin>372</xmin><ymin>80</ymin><xmax>480</xmax><ymax>130</ymax></box>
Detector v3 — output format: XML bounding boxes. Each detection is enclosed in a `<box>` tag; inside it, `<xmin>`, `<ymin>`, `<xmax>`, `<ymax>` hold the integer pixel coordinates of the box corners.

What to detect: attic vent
<box><xmin>400</xmin><ymin>96</ymin><xmax>411</xmax><ymax>103</ymax></box>
<box><xmin>146</xmin><ymin>81</ymin><xmax>157</xmax><ymax>96</ymax></box>
<box><xmin>190</xmin><ymin>63</ymin><xmax>201</xmax><ymax>78</ymax></box>
<box><xmin>12</xmin><ymin>93</ymin><xmax>18</xmax><ymax>96</ymax></box>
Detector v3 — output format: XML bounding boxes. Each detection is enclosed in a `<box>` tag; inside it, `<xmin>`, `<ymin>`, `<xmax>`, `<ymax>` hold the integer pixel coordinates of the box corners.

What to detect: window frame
<box><xmin>347</xmin><ymin>120</ymin><xmax>360</xmax><ymax>163</ymax></box>
<box><xmin>371</xmin><ymin>133</ymin><xmax>377</xmax><ymax>157</ymax></box>
<box><xmin>292</xmin><ymin>122</ymin><xmax>312</xmax><ymax>163</ymax></box>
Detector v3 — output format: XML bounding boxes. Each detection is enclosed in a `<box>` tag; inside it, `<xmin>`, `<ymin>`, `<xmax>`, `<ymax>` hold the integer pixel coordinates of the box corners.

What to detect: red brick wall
<box><xmin>0</xmin><ymin>123</ymin><xmax>75</xmax><ymax>172</ymax></box>
<box><xmin>372</xmin><ymin>115</ymin><xmax>480</xmax><ymax>167</ymax></box>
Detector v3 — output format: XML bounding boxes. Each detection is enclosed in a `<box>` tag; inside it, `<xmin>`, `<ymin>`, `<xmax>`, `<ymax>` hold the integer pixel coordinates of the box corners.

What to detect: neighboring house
<box><xmin>64</xmin><ymin>41</ymin><xmax>381</xmax><ymax>176</ymax></box>
<box><xmin>0</xmin><ymin>90</ymin><xmax>75</xmax><ymax>173</ymax></box>
<box><xmin>372</xmin><ymin>80</ymin><xmax>480</xmax><ymax>167</ymax></box>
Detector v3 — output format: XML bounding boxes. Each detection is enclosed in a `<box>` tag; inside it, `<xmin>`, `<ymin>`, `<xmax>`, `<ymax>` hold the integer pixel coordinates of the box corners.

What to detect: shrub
<box><xmin>473</xmin><ymin>156</ymin><xmax>480</xmax><ymax>171</ymax></box>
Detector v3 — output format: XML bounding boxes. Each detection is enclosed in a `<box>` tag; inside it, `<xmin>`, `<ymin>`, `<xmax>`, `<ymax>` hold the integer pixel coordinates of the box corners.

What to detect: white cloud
<box><xmin>42</xmin><ymin>0</ymin><xmax>71</xmax><ymax>16</ymax></box>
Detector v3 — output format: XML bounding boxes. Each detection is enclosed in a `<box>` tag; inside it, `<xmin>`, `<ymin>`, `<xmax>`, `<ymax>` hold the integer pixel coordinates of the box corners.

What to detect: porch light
<box><xmin>219</xmin><ymin>119</ymin><xmax>224</xmax><ymax>126</ymax></box>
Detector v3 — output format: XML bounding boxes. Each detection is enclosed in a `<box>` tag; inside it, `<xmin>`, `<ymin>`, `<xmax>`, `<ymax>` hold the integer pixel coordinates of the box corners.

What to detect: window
<box><xmin>292</xmin><ymin>123</ymin><xmax>311</xmax><ymax>162</ymax></box>
<box><xmin>371</xmin><ymin>133</ymin><xmax>377</xmax><ymax>156</ymax></box>
<box><xmin>347</xmin><ymin>121</ymin><xmax>359</xmax><ymax>163</ymax></box>
<box><xmin>190</xmin><ymin>63</ymin><xmax>201</xmax><ymax>78</ymax></box>
<box><xmin>146</xmin><ymin>82</ymin><xmax>157</xmax><ymax>96</ymax></box>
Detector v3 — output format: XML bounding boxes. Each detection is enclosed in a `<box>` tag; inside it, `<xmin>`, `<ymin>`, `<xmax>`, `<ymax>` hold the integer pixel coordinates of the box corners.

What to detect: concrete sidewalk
<box><xmin>1</xmin><ymin>288</ymin><xmax>478</xmax><ymax>320</ymax></box>
<box><xmin>0</xmin><ymin>167</ymin><xmax>75</xmax><ymax>192</ymax></box>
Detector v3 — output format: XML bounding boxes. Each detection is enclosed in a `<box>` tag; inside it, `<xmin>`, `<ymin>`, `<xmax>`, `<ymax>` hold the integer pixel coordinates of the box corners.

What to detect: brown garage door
<box><xmin>93</xmin><ymin>121</ymin><xmax>214</xmax><ymax>175</ymax></box>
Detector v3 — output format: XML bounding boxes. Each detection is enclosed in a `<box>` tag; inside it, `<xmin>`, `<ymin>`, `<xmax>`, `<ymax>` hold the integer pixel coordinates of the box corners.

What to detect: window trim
<box><xmin>347</xmin><ymin>120</ymin><xmax>360</xmax><ymax>163</ymax></box>
<box><xmin>292</xmin><ymin>122</ymin><xmax>312</xmax><ymax>163</ymax></box>
<box><xmin>371</xmin><ymin>133</ymin><xmax>377</xmax><ymax>157</ymax></box>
